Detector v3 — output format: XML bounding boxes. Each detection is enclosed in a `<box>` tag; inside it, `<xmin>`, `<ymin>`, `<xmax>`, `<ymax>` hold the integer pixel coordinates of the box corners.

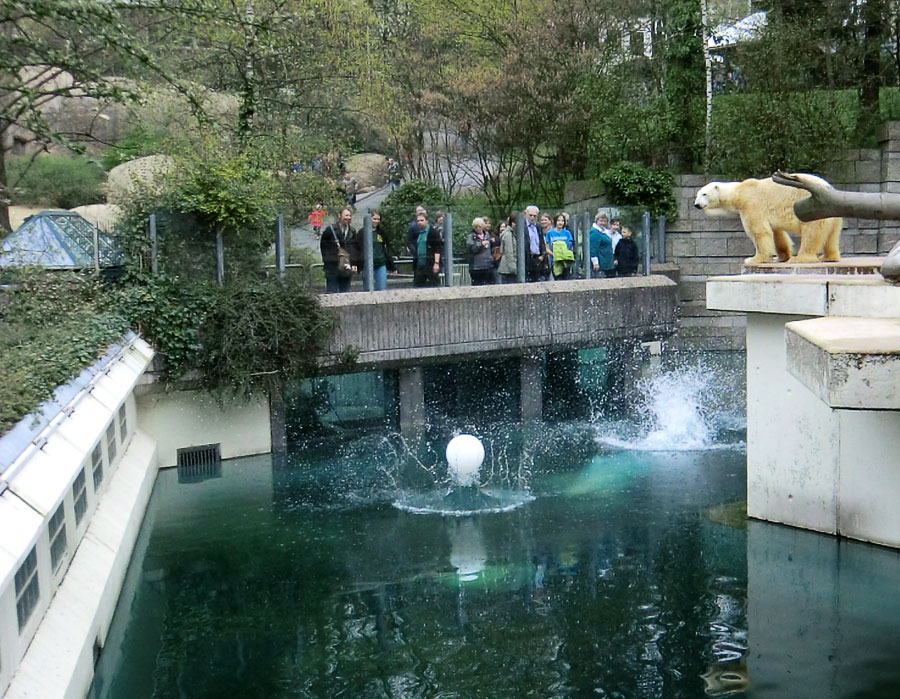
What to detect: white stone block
<box><xmin>786</xmin><ymin>317</ymin><xmax>900</xmax><ymax>410</ymax></box>
<box><xmin>707</xmin><ymin>276</ymin><xmax>828</xmax><ymax>315</ymax></box>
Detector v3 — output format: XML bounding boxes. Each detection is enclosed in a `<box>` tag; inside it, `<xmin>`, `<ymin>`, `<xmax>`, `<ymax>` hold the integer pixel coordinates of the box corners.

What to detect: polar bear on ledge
<box><xmin>694</xmin><ymin>175</ymin><xmax>842</xmax><ymax>264</ymax></box>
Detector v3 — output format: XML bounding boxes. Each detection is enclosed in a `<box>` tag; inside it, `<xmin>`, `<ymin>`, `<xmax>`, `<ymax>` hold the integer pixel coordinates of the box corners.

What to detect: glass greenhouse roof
<box><xmin>0</xmin><ymin>211</ymin><xmax>123</xmax><ymax>268</ymax></box>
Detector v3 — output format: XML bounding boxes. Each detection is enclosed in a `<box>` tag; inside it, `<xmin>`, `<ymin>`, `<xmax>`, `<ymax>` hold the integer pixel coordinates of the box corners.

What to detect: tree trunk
<box><xmin>0</xmin><ymin>138</ymin><xmax>11</xmax><ymax>234</ymax></box>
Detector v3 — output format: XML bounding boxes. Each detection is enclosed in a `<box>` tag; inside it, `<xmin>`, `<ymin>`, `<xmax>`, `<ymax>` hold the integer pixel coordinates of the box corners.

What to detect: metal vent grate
<box><xmin>176</xmin><ymin>444</ymin><xmax>222</xmax><ymax>483</ymax></box>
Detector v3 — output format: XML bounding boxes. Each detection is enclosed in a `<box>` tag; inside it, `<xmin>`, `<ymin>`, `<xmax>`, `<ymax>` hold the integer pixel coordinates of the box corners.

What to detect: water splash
<box><xmin>597</xmin><ymin>363</ymin><xmax>745</xmax><ymax>452</ymax></box>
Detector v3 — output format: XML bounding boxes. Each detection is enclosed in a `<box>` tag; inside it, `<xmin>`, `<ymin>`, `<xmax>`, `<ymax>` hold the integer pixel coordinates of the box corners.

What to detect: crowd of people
<box><xmin>317</xmin><ymin>203</ymin><xmax>641</xmax><ymax>294</ymax></box>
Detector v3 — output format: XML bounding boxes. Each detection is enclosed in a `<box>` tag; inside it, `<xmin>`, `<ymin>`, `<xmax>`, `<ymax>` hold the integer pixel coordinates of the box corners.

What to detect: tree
<box><xmin>0</xmin><ymin>0</ymin><xmax>202</xmax><ymax>233</ymax></box>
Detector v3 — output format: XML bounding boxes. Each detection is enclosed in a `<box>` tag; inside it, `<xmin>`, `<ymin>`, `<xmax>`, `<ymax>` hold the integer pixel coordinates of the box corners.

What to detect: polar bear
<box><xmin>694</xmin><ymin>176</ymin><xmax>842</xmax><ymax>264</ymax></box>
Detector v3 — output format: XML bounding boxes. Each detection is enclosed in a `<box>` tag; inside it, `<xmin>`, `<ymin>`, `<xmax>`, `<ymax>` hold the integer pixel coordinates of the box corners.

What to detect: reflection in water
<box><xmin>702</xmin><ymin>662</ymin><xmax>751</xmax><ymax>695</ymax></box>
<box><xmin>90</xmin><ymin>352</ymin><xmax>900</xmax><ymax>699</ymax></box>
<box><xmin>90</xmin><ymin>433</ymin><xmax>752</xmax><ymax>699</ymax></box>
<box><xmin>448</xmin><ymin>518</ymin><xmax>487</xmax><ymax>581</ymax></box>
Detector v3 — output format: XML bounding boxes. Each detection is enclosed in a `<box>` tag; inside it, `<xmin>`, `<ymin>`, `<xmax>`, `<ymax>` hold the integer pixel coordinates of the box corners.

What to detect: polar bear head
<box><xmin>693</xmin><ymin>182</ymin><xmax>731</xmax><ymax>216</ymax></box>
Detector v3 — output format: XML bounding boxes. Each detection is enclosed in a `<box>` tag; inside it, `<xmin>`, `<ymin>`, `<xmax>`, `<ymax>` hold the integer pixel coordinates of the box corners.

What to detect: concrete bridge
<box><xmin>316</xmin><ymin>276</ymin><xmax>678</xmax><ymax>430</ymax></box>
<box><xmin>319</xmin><ymin>276</ymin><xmax>678</xmax><ymax>368</ymax></box>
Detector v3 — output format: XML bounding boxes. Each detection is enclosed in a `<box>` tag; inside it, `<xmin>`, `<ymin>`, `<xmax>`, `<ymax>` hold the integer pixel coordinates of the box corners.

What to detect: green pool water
<box><xmin>89</xmin><ymin>354</ymin><xmax>900</xmax><ymax>698</ymax></box>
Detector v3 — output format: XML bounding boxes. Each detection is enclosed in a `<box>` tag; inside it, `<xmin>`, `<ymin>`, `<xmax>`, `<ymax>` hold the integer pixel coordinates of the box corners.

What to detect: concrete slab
<box><xmin>743</xmin><ymin>256</ymin><xmax>882</xmax><ymax>276</ymax></box>
<box><xmin>827</xmin><ymin>277</ymin><xmax>900</xmax><ymax>318</ymax></box>
<box><xmin>707</xmin><ymin>275</ymin><xmax>829</xmax><ymax>315</ymax></box>
<box><xmin>786</xmin><ymin>317</ymin><xmax>900</xmax><ymax>410</ymax></box>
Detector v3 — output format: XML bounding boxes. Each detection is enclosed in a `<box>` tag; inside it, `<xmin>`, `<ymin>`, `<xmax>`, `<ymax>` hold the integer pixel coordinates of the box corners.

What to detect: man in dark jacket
<box><xmin>406</xmin><ymin>206</ymin><xmax>427</xmax><ymax>257</ymax></box>
<box><xmin>523</xmin><ymin>205</ymin><xmax>548</xmax><ymax>282</ymax></box>
<box><xmin>320</xmin><ymin>207</ymin><xmax>357</xmax><ymax>293</ymax></box>
<box><xmin>411</xmin><ymin>212</ymin><xmax>443</xmax><ymax>287</ymax></box>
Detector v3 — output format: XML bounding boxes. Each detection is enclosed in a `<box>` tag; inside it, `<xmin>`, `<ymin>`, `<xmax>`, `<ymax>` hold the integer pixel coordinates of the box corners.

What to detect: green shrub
<box><xmin>110</xmin><ymin>273</ymin><xmax>215</xmax><ymax>379</ymax></box>
<box><xmin>599</xmin><ymin>162</ymin><xmax>677</xmax><ymax>221</ymax></box>
<box><xmin>196</xmin><ymin>274</ymin><xmax>338</xmax><ymax>395</ymax></box>
<box><xmin>8</xmin><ymin>154</ymin><xmax>106</xmax><ymax>209</ymax></box>
<box><xmin>709</xmin><ymin>90</ymin><xmax>857</xmax><ymax>178</ymax></box>
<box><xmin>378</xmin><ymin>180</ymin><xmax>448</xmax><ymax>252</ymax></box>
<box><xmin>275</xmin><ymin>171</ymin><xmax>344</xmax><ymax>226</ymax></box>
<box><xmin>100</xmin><ymin>127</ymin><xmax>165</xmax><ymax>170</ymax></box>
<box><xmin>0</xmin><ymin>270</ymin><xmax>129</xmax><ymax>433</ymax></box>
<box><xmin>116</xmin><ymin>141</ymin><xmax>279</xmax><ymax>279</ymax></box>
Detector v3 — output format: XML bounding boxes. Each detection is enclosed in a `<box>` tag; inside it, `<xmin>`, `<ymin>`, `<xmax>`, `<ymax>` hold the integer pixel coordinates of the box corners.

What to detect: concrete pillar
<box><xmin>398</xmin><ymin>367</ymin><xmax>425</xmax><ymax>434</ymax></box>
<box><xmin>520</xmin><ymin>354</ymin><xmax>542</xmax><ymax>421</ymax></box>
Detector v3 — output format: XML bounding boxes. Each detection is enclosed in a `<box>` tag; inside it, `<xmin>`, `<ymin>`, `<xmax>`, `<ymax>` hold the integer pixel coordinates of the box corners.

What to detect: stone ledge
<box><xmin>742</xmin><ymin>256</ymin><xmax>882</xmax><ymax>276</ymax></box>
<box><xmin>786</xmin><ymin>317</ymin><xmax>900</xmax><ymax>410</ymax></box>
<box><xmin>708</xmin><ymin>271</ymin><xmax>900</xmax><ymax>317</ymax></box>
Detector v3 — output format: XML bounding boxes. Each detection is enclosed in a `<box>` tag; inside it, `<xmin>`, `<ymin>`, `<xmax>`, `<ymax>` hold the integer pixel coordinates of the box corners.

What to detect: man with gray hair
<box><xmin>523</xmin><ymin>205</ymin><xmax>548</xmax><ymax>282</ymax></box>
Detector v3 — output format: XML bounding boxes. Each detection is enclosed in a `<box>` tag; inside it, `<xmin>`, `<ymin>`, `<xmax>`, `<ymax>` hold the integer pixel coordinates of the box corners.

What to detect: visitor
<box><xmin>355</xmin><ymin>210</ymin><xmax>397</xmax><ymax>291</ymax></box>
<box><xmin>497</xmin><ymin>213</ymin><xmax>518</xmax><ymax>283</ymax></box>
<box><xmin>609</xmin><ymin>217</ymin><xmax>623</xmax><ymax>251</ymax></box>
<box><xmin>412</xmin><ymin>212</ymin><xmax>443</xmax><ymax>287</ymax></box>
<box><xmin>488</xmin><ymin>219</ymin><xmax>503</xmax><ymax>282</ymax></box>
<box><xmin>614</xmin><ymin>225</ymin><xmax>640</xmax><ymax>276</ymax></box>
<box><xmin>387</xmin><ymin>157</ymin><xmax>401</xmax><ymax>191</ymax></box>
<box><xmin>341</xmin><ymin>172</ymin><xmax>358</xmax><ymax>209</ymax></box>
<box><xmin>523</xmin><ymin>205</ymin><xmax>548</xmax><ymax>282</ymax></box>
<box><xmin>407</xmin><ymin>205</ymin><xmax>428</xmax><ymax>257</ymax></box>
<box><xmin>320</xmin><ymin>207</ymin><xmax>357</xmax><ymax>293</ymax></box>
<box><xmin>589</xmin><ymin>212</ymin><xmax>615</xmax><ymax>278</ymax></box>
<box><xmin>546</xmin><ymin>213</ymin><xmax>575</xmax><ymax>280</ymax></box>
<box><xmin>467</xmin><ymin>217</ymin><xmax>495</xmax><ymax>286</ymax></box>
<box><xmin>308</xmin><ymin>203</ymin><xmax>326</xmax><ymax>239</ymax></box>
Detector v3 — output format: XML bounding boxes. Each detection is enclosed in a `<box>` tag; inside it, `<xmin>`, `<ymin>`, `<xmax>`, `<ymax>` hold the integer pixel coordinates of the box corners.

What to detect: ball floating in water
<box><xmin>445</xmin><ymin>434</ymin><xmax>485</xmax><ymax>487</ymax></box>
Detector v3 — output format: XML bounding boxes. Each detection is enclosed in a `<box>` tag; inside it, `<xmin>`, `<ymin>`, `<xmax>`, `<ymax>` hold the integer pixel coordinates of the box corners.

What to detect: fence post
<box><xmin>363</xmin><ymin>213</ymin><xmax>374</xmax><ymax>291</ymax></box>
<box><xmin>582</xmin><ymin>211</ymin><xmax>592</xmax><ymax>279</ymax></box>
<box><xmin>92</xmin><ymin>226</ymin><xmax>100</xmax><ymax>274</ymax></box>
<box><xmin>148</xmin><ymin>214</ymin><xmax>158</xmax><ymax>274</ymax></box>
<box><xmin>657</xmin><ymin>214</ymin><xmax>667</xmax><ymax>263</ymax></box>
<box><xmin>443</xmin><ymin>212</ymin><xmax>453</xmax><ymax>286</ymax></box>
<box><xmin>516</xmin><ymin>211</ymin><xmax>526</xmax><ymax>283</ymax></box>
<box><xmin>274</xmin><ymin>214</ymin><xmax>286</xmax><ymax>279</ymax></box>
<box><xmin>570</xmin><ymin>212</ymin><xmax>579</xmax><ymax>275</ymax></box>
<box><xmin>642</xmin><ymin>210</ymin><xmax>651</xmax><ymax>276</ymax></box>
<box><xmin>216</xmin><ymin>225</ymin><xmax>225</xmax><ymax>286</ymax></box>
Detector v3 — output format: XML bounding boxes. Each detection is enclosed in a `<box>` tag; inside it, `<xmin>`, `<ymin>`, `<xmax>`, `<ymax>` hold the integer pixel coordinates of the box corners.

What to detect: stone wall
<box><xmin>658</xmin><ymin>122</ymin><xmax>900</xmax><ymax>350</ymax></box>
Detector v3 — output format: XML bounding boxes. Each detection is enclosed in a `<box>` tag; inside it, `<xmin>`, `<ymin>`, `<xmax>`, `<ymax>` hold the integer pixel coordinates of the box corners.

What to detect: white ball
<box><xmin>445</xmin><ymin>434</ymin><xmax>485</xmax><ymax>487</ymax></box>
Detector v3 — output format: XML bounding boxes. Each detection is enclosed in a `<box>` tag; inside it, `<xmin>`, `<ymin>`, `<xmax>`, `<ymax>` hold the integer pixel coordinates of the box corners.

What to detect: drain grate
<box><xmin>176</xmin><ymin>444</ymin><xmax>222</xmax><ymax>483</ymax></box>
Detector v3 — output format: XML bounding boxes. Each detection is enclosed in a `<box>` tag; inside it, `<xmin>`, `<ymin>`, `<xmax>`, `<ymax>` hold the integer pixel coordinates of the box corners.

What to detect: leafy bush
<box><xmin>708</xmin><ymin>90</ymin><xmax>857</xmax><ymax>179</ymax></box>
<box><xmin>378</xmin><ymin>180</ymin><xmax>448</xmax><ymax>252</ymax></box>
<box><xmin>8</xmin><ymin>154</ymin><xmax>106</xmax><ymax>209</ymax></box>
<box><xmin>100</xmin><ymin>127</ymin><xmax>165</xmax><ymax>170</ymax></box>
<box><xmin>111</xmin><ymin>273</ymin><xmax>215</xmax><ymax>379</ymax></box>
<box><xmin>599</xmin><ymin>162</ymin><xmax>677</xmax><ymax>221</ymax></box>
<box><xmin>116</xmin><ymin>141</ymin><xmax>279</xmax><ymax>279</ymax></box>
<box><xmin>0</xmin><ymin>270</ymin><xmax>129</xmax><ymax>433</ymax></box>
<box><xmin>275</xmin><ymin>171</ymin><xmax>344</xmax><ymax>226</ymax></box>
<box><xmin>196</xmin><ymin>274</ymin><xmax>338</xmax><ymax>395</ymax></box>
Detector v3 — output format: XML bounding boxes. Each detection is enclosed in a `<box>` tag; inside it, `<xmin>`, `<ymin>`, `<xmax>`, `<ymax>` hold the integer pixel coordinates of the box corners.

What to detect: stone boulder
<box><xmin>346</xmin><ymin>153</ymin><xmax>388</xmax><ymax>190</ymax></box>
<box><xmin>70</xmin><ymin>204</ymin><xmax>124</xmax><ymax>232</ymax></box>
<box><xmin>106</xmin><ymin>155</ymin><xmax>175</xmax><ymax>205</ymax></box>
